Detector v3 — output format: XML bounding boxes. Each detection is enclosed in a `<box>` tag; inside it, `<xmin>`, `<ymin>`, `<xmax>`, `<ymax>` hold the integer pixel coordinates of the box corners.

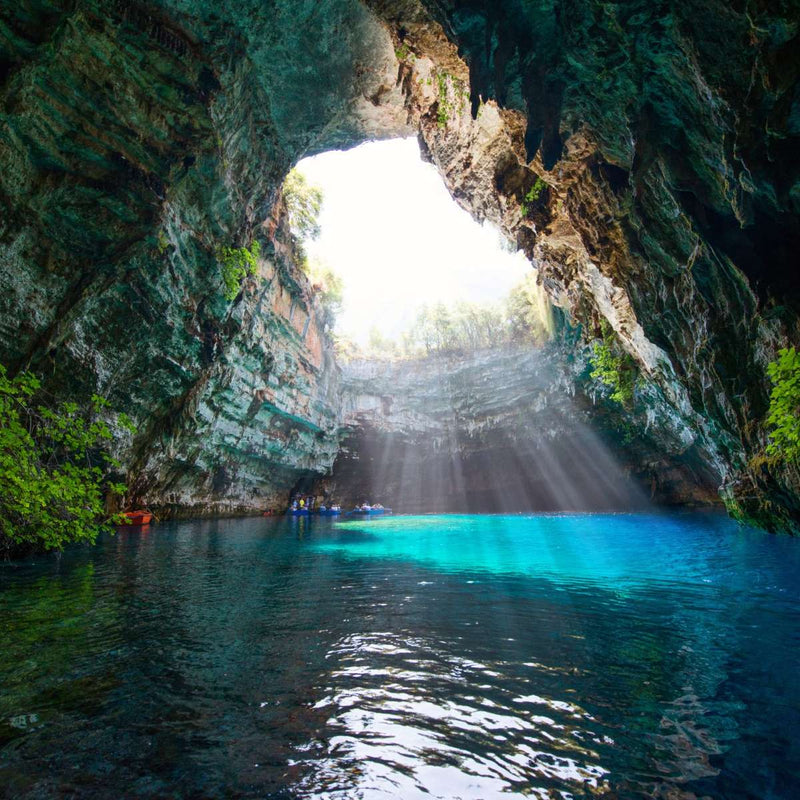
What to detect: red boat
<box><xmin>120</xmin><ymin>510</ymin><xmax>153</xmax><ymax>526</ymax></box>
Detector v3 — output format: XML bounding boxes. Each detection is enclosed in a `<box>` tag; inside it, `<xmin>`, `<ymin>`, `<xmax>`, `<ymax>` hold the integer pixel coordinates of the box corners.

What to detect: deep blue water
<box><xmin>1</xmin><ymin>512</ymin><xmax>799</xmax><ymax>799</ymax></box>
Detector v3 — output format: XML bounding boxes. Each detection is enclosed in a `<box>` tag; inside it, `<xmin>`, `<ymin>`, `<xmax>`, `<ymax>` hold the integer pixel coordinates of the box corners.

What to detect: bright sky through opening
<box><xmin>296</xmin><ymin>138</ymin><xmax>531</xmax><ymax>346</ymax></box>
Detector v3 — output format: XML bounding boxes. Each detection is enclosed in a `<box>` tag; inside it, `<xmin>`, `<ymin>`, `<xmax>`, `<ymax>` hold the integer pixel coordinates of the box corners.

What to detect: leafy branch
<box><xmin>589</xmin><ymin>321</ymin><xmax>637</xmax><ymax>406</ymax></box>
<box><xmin>0</xmin><ymin>365</ymin><xmax>134</xmax><ymax>554</ymax></box>
<box><xmin>765</xmin><ymin>346</ymin><xmax>800</xmax><ymax>465</ymax></box>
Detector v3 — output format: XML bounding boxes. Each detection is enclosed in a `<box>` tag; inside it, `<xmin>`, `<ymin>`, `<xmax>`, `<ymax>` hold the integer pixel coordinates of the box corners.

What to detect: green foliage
<box><xmin>348</xmin><ymin>277</ymin><xmax>555</xmax><ymax>361</ymax></box>
<box><xmin>393</xmin><ymin>290</ymin><xmax>552</xmax><ymax>359</ymax></box>
<box><xmin>765</xmin><ymin>347</ymin><xmax>800</xmax><ymax>465</ymax></box>
<box><xmin>0</xmin><ymin>365</ymin><xmax>131</xmax><ymax>554</ymax></box>
<box><xmin>395</xmin><ymin>43</ymin><xmax>413</xmax><ymax>61</ymax></box>
<box><xmin>437</xmin><ymin>72</ymin><xmax>451</xmax><ymax>129</ymax></box>
<box><xmin>283</xmin><ymin>169</ymin><xmax>323</xmax><ymax>242</ymax></box>
<box><xmin>506</xmin><ymin>273</ymin><xmax>554</xmax><ymax>342</ymax></box>
<box><xmin>368</xmin><ymin>326</ymin><xmax>399</xmax><ymax>358</ymax></box>
<box><xmin>332</xmin><ymin>333</ymin><xmax>363</xmax><ymax>364</ymax></box>
<box><xmin>156</xmin><ymin>229</ymin><xmax>169</xmax><ymax>254</ymax></box>
<box><xmin>520</xmin><ymin>176</ymin><xmax>548</xmax><ymax>217</ymax></box>
<box><xmin>589</xmin><ymin>322</ymin><xmax>636</xmax><ymax>406</ymax></box>
<box><xmin>218</xmin><ymin>240</ymin><xmax>260</xmax><ymax>301</ymax></box>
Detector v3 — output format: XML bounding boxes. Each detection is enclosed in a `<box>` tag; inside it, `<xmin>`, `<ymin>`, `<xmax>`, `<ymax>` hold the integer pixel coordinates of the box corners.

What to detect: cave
<box><xmin>2</xmin><ymin>0</ymin><xmax>798</xmax><ymax>529</ymax></box>
<box><xmin>1</xmin><ymin>2</ymin><xmax>800</xmax><ymax>796</ymax></box>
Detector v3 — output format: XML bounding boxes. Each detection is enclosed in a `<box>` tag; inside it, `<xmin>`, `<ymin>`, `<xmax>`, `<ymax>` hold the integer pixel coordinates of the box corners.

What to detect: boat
<box><xmin>120</xmin><ymin>510</ymin><xmax>153</xmax><ymax>526</ymax></box>
<box><xmin>346</xmin><ymin>508</ymin><xmax>392</xmax><ymax>517</ymax></box>
<box><xmin>316</xmin><ymin>508</ymin><xmax>342</xmax><ymax>516</ymax></box>
<box><xmin>288</xmin><ymin>508</ymin><xmax>310</xmax><ymax>516</ymax></box>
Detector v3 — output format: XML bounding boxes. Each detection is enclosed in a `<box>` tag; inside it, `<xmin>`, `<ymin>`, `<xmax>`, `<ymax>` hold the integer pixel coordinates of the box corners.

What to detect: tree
<box><xmin>506</xmin><ymin>272</ymin><xmax>553</xmax><ymax>343</ymax></box>
<box><xmin>0</xmin><ymin>365</ymin><xmax>131</xmax><ymax>555</ymax></box>
<box><xmin>367</xmin><ymin>326</ymin><xmax>398</xmax><ymax>358</ymax></box>
<box><xmin>282</xmin><ymin>169</ymin><xmax>323</xmax><ymax>242</ymax></box>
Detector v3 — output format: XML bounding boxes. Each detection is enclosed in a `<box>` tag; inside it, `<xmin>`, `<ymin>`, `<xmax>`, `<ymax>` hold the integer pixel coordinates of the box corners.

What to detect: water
<box><xmin>1</xmin><ymin>513</ymin><xmax>799</xmax><ymax>799</ymax></box>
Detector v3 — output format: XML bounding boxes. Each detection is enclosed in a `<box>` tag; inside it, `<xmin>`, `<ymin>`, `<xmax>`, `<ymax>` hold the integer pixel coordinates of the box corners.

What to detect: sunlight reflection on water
<box><xmin>0</xmin><ymin>513</ymin><xmax>798</xmax><ymax>799</ymax></box>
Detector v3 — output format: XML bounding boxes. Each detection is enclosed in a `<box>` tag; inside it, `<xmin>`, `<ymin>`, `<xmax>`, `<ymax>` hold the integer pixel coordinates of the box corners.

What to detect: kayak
<box><xmin>120</xmin><ymin>510</ymin><xmax>153</xmax><ymax>526</ymax></box>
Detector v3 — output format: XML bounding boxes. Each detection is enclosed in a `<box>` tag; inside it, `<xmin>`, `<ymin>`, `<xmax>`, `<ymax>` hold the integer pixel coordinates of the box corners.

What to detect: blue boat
<box><xmin>316</xmin><ymin>508</ymin><xmax>341</xmax><ymax>517</ymax></box>
<box><xmin>346</xmin><ymin>508</ymin><xmax>392</xmax><ymax>517</ymax></box>
<box><xmin>288</xmin><ymin>508</ymin><xmax>310</xmax><ymax>516</ymax></box>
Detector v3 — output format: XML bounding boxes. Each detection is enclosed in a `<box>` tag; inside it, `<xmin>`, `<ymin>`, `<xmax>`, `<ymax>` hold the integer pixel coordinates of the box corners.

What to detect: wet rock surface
<box><xmin>0</xmin><ymin>0</ymin><xmax>798</xmax><ymax>525</ymax></box>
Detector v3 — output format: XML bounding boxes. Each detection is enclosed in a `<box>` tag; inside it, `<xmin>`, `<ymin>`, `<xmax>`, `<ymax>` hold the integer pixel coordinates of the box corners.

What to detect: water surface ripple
<box><xmin>1</xmin><ymin>513</ymin><xmax>798</xmax><ymax>798</ymax></box>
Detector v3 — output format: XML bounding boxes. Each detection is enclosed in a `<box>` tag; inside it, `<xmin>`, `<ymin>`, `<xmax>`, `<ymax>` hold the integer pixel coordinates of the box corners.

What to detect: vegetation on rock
<box><xmin>283</xmin><ymin>169</ymin><xmax>323</xmax><ymax>243</ymax></box>
<box><xmin>395</xmin><ymin>43</ymin><xmax>413</xmax><ymax>62</ymax></box>
<box><xmin>218</xmin><ymin>241</ymin><xmax>261</xmax><ymax>301</ymax></box>
<box><xmin>437</xmin><ymin>72</ymin><xmax>451</xmax><ymax>129</ymax></box>
<box><xmin>0</xmin><ymin>365</ymin><xmax>133</xmax><ymax>555</ymax></box>
<box><xmin>765</xmin><ymin>347</ymin><xmax>800</xmax><ymax>466</ymax></box>
<box><xmin>589</xmin><ymin>322</ymin><xmax>637</xmax><ymax>407</ymax></box>
<box><xmin>305</xmin><ymin>257</ymin><xmax>344</xmax><ymax>327</ymax></box>
<box><xmin>520</xmin><ymin>177</ymin><xmax>548</xmax><ymax>217</ymax></box>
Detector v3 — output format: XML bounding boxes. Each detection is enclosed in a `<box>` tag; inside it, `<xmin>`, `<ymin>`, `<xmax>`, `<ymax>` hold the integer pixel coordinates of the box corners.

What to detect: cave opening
<box><xmin>290</xmin><ymin>136</ymin><xmax>532</xmax><ymax>350</ymax></box>
<box><xmin>3</xmin><ymin>3</ymin><xmax>800</xmax><ymax>796</ymax></box>
<box><xmin>284</xmin><ymin>137</ymin><xmax>651</xmax><ymax>514</ymax></box>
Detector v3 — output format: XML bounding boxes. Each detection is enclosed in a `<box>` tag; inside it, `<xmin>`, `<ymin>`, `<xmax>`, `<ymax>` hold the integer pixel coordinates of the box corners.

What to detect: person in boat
<box><xmin>373</xmin><ymin>503</ymin><xmax>384</xmax><ymax>510</ymax></box>
<box><xmin>319</xmin><ymin>502</ymin><xmax>327</xmax><ymax>512</ymax></box>
<box><xmin>331</xmin><ymin>504</ymin><xmax>341</xmax><ymax>512</ymax></box>
<box><xmin>291</xmin><ymin>500</ymin><xmax>298</xmax><ymax>511</ymax></box>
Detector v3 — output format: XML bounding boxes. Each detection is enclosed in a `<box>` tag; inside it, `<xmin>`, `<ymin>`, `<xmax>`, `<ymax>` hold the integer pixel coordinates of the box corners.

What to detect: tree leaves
<box><xmin>0</xmin><ymin>365</ymin><xmax>132</xmax><ymax>554</ymax></box>
<box><xmin>765</xmin><ymin>347</ymin><xmax>800</xmax><ymax>464</ymax></box>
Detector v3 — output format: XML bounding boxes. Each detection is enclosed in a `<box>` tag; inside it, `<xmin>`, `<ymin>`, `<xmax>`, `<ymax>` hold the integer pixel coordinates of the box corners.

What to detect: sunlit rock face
<box><xmin>1</xmin><ymin>0</ymin><xmax>798</xmax><ymax>523</ymax></box>
<box><xmin>319</xmin><ymin>345</ymin><xmax>721</xmax><ymax>513</ymax></box>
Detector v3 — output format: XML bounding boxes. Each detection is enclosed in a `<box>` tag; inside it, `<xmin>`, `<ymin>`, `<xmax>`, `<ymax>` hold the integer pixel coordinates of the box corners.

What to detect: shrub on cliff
<box><xmin>218</xmin><ymin>241</ymin><xmax>260</xmax><ymax>300</ymax></box>
<box><xmin>306</xmin><ymin>257</ymin><xmax>344</xmax><ymax>327</ymax></box>
<box><xmin>0</xmin><ymin>365</ymin><xmax>130</xmax><ymax>555</ymax></box>
<box><xmin>766</xmin><ymin>347</ymin><xmax>800</xmax><ymax>465</ymax></box>
<box><xmin>589</xmin><ymin>322</ymin><xmax>637</xmax><ymax>406</ymax></box>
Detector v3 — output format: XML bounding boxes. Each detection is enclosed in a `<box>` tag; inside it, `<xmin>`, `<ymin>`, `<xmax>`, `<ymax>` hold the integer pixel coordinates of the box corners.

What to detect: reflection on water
<box><xmin>0</xmin><ymin>513</ymin><xmax>799</xmax><ymax>798</ymax></box>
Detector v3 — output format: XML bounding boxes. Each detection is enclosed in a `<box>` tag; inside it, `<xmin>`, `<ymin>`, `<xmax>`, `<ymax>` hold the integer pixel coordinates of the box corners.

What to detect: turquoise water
<box><xmin>1</xmin><ymin>512</ymin><xmax>799</xmax><ymax>798</ymax></box>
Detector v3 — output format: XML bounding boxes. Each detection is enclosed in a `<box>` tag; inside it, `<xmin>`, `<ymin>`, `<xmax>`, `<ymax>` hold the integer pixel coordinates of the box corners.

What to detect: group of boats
<box><xmin>115</xmin><ymin>502</ymin><xmax>393</xmax><ymax>527</ymax></box>
<box><xmin>287</xmin><ymin>503</ymin><xmax>392</xmax><ymax>518</ymax></box>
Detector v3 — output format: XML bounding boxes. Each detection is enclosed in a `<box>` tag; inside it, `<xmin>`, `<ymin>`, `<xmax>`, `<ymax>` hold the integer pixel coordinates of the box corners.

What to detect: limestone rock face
<box><xmin>320</xmin><ymin>345</ymin><xmax>721</xmax><ymax>513</ymax></box>
<box><xmin>0</xmin><ymin>0</ymin><xmax>410</xmax><ymax>515</ymax></box>
<box><xmin>366</xmin><ymin>0</ymin><xmax>800</xmax><ymax>529</ymax></box>
<box><xmin>1</xmin><ymin>0</ymin><xmax>798</xmax><ymax>524</ymax></box>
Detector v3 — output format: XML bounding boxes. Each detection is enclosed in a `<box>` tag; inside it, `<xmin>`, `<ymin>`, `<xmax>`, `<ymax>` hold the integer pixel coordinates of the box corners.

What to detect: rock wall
<box><xmin>319</xmin><ymin>344</ymin><xmax>721</xmax><ymax>513</ymax></box>
<box><xmin>1</xmin><ymin>0</ymin><xmax>798</xmax><ymax>525</ymax></box>
<box><xmin>0</xmin><ymin>0</ymin><xmax>411</xmax><ymax>515</ymax></box>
